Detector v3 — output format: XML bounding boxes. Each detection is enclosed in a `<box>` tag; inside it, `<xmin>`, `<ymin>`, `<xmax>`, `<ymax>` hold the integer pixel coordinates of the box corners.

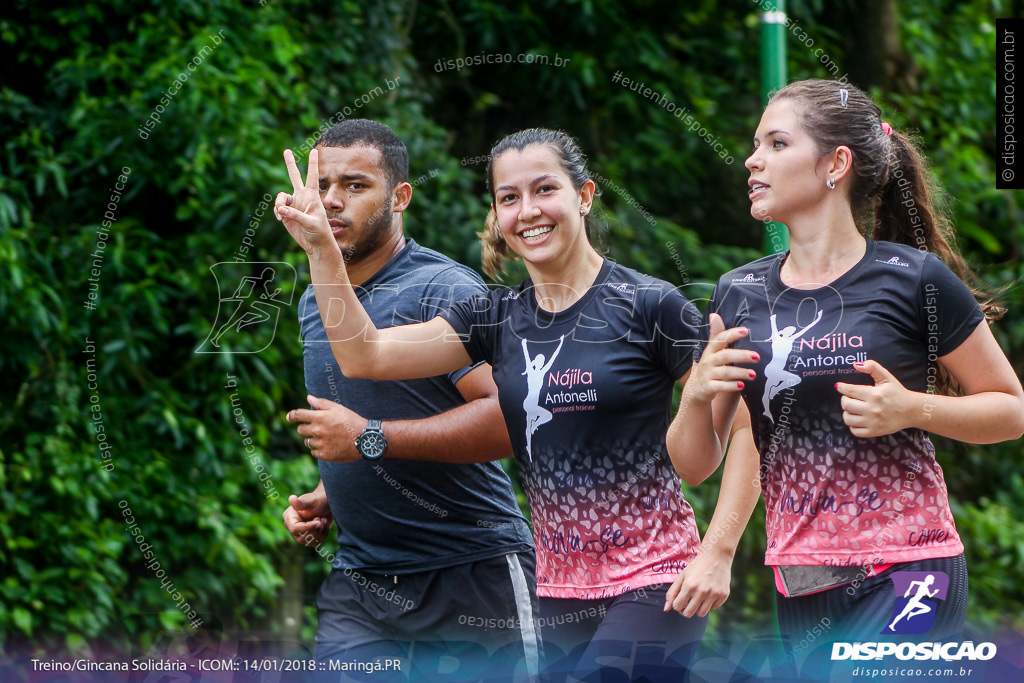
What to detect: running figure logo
<box><xmin>882</xmin><ymin>571</ymin><xmax>950</xmax><ymax>635</ymax></box>
<box><xmin>197</xmin><ymin>262</ymin><xmax>296</xmax><ymax>354</ymax></box>
<box><xmin>521</xmin><ymin>336</ymin><xmax>564</xmax><ymax>461</ymax></box>
<box><xmin>761</xmin><ymin>310</ymin><xmax>823</xmax><ymax>420</ymax></box>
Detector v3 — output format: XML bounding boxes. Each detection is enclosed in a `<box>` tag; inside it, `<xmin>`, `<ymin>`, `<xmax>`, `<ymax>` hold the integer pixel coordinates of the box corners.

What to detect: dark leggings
<box><xmin>776</xmin><ymin>553</ymin><xmax>968</xmax><ymax>646</ymax></box>
<box><xmin>538</xmin><ymin>584</ymin><xmax>707</xmax><ymax>683</ymax></box>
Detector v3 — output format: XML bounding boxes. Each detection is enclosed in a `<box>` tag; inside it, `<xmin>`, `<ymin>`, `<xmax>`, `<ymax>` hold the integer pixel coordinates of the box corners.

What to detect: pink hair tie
<box><xmin>881</xmin><ymin>121</ymin><xmax>893</xmax><ymax>137</ymax></box>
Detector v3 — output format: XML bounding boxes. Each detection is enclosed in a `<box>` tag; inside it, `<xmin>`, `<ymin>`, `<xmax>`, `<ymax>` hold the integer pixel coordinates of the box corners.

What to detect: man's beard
<box><xmin>341</xmin><ymin>196</ymin><xmax>393</xmax><ymax>265</ymax></box>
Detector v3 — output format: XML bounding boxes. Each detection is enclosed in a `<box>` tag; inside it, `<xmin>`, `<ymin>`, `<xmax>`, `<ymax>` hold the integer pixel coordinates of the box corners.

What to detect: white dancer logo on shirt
<box><xmin>761</xmin><ymin>310</ymin><xmax>823</xmax><ymax>421</ymax></box>
<box><xmin>522</xmin><ymin>336</ymin><xmax>565</xmax><ymax>460</ymax></box>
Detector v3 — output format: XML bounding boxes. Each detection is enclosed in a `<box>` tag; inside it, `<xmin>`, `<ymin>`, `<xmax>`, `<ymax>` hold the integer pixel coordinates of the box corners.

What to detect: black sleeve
<box><xmin>696</xmin><ymin>282</ymin><xmax>722</xmax><ymax>360</ymax></box>
<box><xmin>917</xmin><ymin>253</ymin><xmax>985</xmax><ymax>356</ymax></box>
<box><xmin>644</xmin><ymin>282</ymin><xmax>703</xmax><ymax>379</ymax></box>
<box><xmin>439</xmin><ymin>291</ymin><xmax>501</xmax><ymax>366</ymax></box>
<box><xmin>704</xmin><ymin>280</ymin><xmax>724</xmax><ymax>332</ymax></box>
<box><xmin>420</xmin><ymin>268</ymin><xmax>489</xmax><ymax>385</ymax></box>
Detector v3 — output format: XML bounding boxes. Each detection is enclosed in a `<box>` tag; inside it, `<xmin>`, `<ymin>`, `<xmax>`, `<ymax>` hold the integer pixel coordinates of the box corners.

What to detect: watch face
<box><xmin>357</xmin><ymin>431</ymin><xmax>387</xmax><ymax>459</ymax></box>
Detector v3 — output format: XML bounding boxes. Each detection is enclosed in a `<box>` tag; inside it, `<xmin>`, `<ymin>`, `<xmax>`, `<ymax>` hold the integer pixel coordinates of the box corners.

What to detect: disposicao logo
<box><xmin>884</xmin><ymin>571</ymin><xmax>948</xmax><ymax>635</ymax></box>
<box><xmin>831</xmin><ymin>570</ymin><xmax>997</xmax><ymax>663</ymax></box>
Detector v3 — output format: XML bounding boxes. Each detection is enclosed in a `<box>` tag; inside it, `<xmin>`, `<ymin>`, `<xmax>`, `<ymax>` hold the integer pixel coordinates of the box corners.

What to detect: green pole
<box><xmin>760</xmin><ymin>0</ymin><xmax>789</xmax><ymax>254</ymax></box>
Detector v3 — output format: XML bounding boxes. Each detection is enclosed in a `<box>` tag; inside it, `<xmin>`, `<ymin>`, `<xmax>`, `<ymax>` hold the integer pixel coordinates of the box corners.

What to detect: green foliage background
<box><xmin>2</xmin><ymin>0</ymin><xmax>1022</xmax><ymax>657</ymax></box>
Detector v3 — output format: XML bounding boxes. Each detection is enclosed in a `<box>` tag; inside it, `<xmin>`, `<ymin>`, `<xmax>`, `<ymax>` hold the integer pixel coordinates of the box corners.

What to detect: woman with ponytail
<box><xmin>670</xmin><ymin>79</ymin><xmax>1024</xmax><ymax>646</ymax></box>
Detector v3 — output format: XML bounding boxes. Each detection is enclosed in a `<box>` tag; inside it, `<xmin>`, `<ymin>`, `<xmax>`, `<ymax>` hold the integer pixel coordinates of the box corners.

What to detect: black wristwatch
<box><xmin>354</xmin><ymin>419</ymin><xmax>387</xmax><ymax>460</ymax></box>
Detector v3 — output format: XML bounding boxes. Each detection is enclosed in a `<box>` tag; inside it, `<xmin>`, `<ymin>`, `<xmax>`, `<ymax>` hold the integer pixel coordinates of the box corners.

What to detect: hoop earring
<box><xmin>826</xmin><ymin>178</ymin><xmax>836</xmax><ymax>190</ymax></box>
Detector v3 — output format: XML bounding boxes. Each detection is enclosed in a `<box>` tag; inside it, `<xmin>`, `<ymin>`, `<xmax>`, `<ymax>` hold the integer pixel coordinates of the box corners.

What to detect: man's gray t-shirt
<box><xmin>299</xmin><ymin>239</ymin><xmax>533</xmax><ymax>573</ymax></box>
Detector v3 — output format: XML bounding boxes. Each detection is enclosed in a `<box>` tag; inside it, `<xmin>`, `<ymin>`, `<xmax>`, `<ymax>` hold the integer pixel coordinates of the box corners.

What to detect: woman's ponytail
<box><xmin>874</xmin><ymin>130</ymin><xmax>1003</xmax><ymax>323</ymax></box>
<box><xmin>479</xmin><ymin>208</ymin><xmax>516</xmax><ymax>281</ymax></box>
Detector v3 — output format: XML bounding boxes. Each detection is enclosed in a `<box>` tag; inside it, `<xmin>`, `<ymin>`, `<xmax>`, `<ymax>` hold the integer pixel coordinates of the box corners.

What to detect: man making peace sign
<box><xmin>277</xmin><ymin>119</ymin><xmax>538</xmax><ymax>681</ymax></box>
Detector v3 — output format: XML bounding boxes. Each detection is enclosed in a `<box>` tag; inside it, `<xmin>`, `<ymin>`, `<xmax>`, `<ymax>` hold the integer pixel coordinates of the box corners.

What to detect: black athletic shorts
<box><xmin>314</xmin><ymin>551</ymin><xmax>538</xmax><ymax>682</ymax></box>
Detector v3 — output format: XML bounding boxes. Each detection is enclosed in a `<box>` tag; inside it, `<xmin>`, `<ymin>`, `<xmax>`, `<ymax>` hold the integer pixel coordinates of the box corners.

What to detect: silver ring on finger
<box><xmin>305</xmin><ymin>437</ymin><xmax>311</xmax><ymax>449</ymax></box>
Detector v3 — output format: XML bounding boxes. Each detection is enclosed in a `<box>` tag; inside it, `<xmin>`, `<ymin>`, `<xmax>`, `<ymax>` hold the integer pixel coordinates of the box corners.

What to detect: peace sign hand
<box><xmin>274</xmin><ymin>148</ymin><xmax>334</xmax><ymax>256</ymax></box>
